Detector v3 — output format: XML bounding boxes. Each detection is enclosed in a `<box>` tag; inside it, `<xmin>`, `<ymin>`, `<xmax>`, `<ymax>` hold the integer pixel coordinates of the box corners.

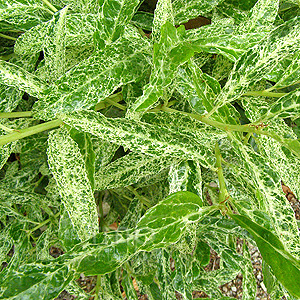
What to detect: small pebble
<box><xmin>222</xmin><ymin>286</ymin><xmax>228</xmax><ymax>292</ymax></box>
<box><xmin>231</xmin><ymin>286</ymin><xmax>237</xmax><ymax>292</ymax></box>
<box><xmin>257</xmin><ymin>274</ymin><xmax>262</xmax><ymax>281</ymax></box>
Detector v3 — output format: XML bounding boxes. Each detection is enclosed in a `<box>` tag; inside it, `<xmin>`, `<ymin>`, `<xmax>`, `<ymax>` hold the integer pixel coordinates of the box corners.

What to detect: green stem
<box><xmin>28</xmin><ymin>212</ymin><xmax>60</xmax><ymax>234</ymax></box>
<box><xmin>94</xmin><ymin>92</ymin><xmax>123</xmax><ymax>111</ymax></box>
<box><xmin>205</xmin><ymin>90</ymin><xmax>287</xmax><ymax>117</ymax></box>
<box><xmin>126</xmin><ymin>186</ymin><xmax>151</xmax><ymax>208</ymax></box>
<box><xmin>41</xmin><ymin>0</ymin><xmax>57</xmax><ymax>12</ymax></box>
<box><xmin>0</xmin><ymin>124</ymin><xmax>17</xmax><ymax>133</ymax></box>
<box><xmin>94</xmin><ymin>275</ymin><xmax>102</xmax><ymax>300</ymax></box>
<box><xmin>0</xmin><ymin>119</ymin><xmax>62</xmax><ymax>146</ymax></box>
<box><xmin>0</xmin><ymin>33</ymin><xmax>17</xmax><ymax>41</ymax></box>
<box><xmin>105</xmin><ymin>98</ymin><xmax>126</xmax><ymax>110</ymax></box>
<box><xmin>215</xmin><ymin>143</ymin><xmax>228</xmax><ymax>204</ymax></box>
<box><xmin>243</xmin><ymin>91</ymin><xmax>286</xmax><ymax>97</ymax></box>
<box><xmin>243</xmin><ymin>132</ymin><xmax>253</xmax><ymax>145</ymax></box>
<box><xmin>0</xmin><ymin>111</ymin><xmax>32</xmax><ymax>118</ymax></box>
<box><xmin>161</xmin><ymin>106</ymin><xmax>259</xmax><ymax>134</ymax></box>
<box><xmin>161</xmin><ymin>106</ymin><xmax>300</xmax><ymax>158</ymax></box>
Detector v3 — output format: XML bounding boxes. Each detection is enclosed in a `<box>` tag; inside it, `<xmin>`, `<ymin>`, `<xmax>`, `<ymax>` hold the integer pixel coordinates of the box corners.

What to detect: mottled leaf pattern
<box><xmin>1</xmin><ymin>2</ymin><xmax>300</xmax><ymax>299</ymax></box>
<box><xmin>47</xmin><ymin>127</ymin><xmax>98</xmax><ymax>240</ymax></box>
<box><xmin>33</xmin><ymin>28</ymin><xmax>151</xmax><ymax>119</ymax></box>
<box><xmin>0</xmin><ymin>0</ymin><xmax>53</xmax><ymax>31</ymax></box>
<box><xmin>96</xmin><ymin>0</ymin><xmax>140</xmax><ymax>45</ymax></box>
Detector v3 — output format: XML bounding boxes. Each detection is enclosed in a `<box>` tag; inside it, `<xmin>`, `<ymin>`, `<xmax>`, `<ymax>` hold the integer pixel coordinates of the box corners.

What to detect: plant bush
<box><xmin>0</xmin><ymin>0</ymin><xmax>300</xmax><ymax>299</ymax></box>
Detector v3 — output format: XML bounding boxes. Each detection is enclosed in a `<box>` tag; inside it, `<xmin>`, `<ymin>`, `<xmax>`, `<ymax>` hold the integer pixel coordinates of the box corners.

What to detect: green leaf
<box><xmin>168</xmin><ymin>160</ymin><xmax>203</xmax><ymax>201</ymax></box>
<box><xmin>96</xmin><ymin>0</ymin><xmax>140</xmax><ymax>46</ymax></box>
<box><xmin>258</xmin><ymin>89</ymin><xmax>300</xmax><ymax>121</ymax></box>
<box><xmin>69</xmin><ymin>128</ymin><xmax>95</xmax><ymax>190</ymax></box>
<box><xmin>241</xmin><ymin>242</ymin><xmax>256</xmax><ymax>300</ymax></box>
<box><xmin>47</xmin><ymin>127</ymin><xmax>98</xmax><ymax>240</ymax></box>
<box><xmin>187</xmin><ymin>20</ymin><xmax>264</xmax><ymax>61</ymax></box>
<box><xmin>128</xmin><ymin>22</ymin><xmax>194</xmax><ymax>115</ymax></box>
<box><xmin>14</xmin><ymin>13</ymin><xmax>98</xmax><ymax>56</ymax></box>
<box><xmin>59</xmin><ymin>110</ymin><xmax>217</xmax><ymax>169</ymax></box>
<box><xmin>0</xmin><ymin>191</ymin><xmax>212</xmax><ymax>300</ymax></box>
<box><xmin>42</xmin><ymin>6</ymin><xmax>68</xmax><ymax>80</ymax></box>
<box><xmin>33</xmin><ymin>28</ymin><xmax>151</xmax><ymax>119</ymax></box>
<box><xmin>131</xmin><ymin>11</ymin><xmax>154</xmax><ymax>31</ymax></box>
<box><xmin>0</xmin><ymin>262</ymin><xmax>75</xmax><ymax>300</ymax></box>
<box><xmin>122</xmin><ymin>269</ymin><xmax>139</xmax><ymax>300</ymax></box>
<box><xmin>0</xmin><ymin>60</ymin><xmax>48</xmax><ymax>99</ymax></box>
<box><xmin>95</xmin><ymin>152</ymin><xmax>175</xmax><ymax>191</ymax></box>
<box><xmin>152</xmin><ymin>0</ymin><xmax>174</xmax><ymax>42</ymax></box>
<box><xmin>172</xmin><ymin>0</ymin><xmax>223</xmax><ymax>24</ymax></box>
<box><xmin>230</xmin><ymin>213</ymin><xmax>300</xmax><ymax>298</ymax></box>
<box><xmin>58</xmin><ymin>209</ymin><xmax>81</xmax><ymax>251</ymax></box>
<box><xmin>0</xmin><ymin>0</ymin><xmax>53</xmax><ymax>31</ymax></box>
<box><xmin>213</xmin><ymin>17</ymin><xmax>300</xmax><ymax>111</ymax></box>
<box><xmin>238</xmin><ymin>0</ymin><xmax>279</xmax><ymax>33</ymax></box>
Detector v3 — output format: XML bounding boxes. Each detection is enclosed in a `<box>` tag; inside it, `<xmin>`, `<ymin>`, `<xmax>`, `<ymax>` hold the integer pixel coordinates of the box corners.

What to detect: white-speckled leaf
<box><xmin>0</xmin><ymin>60</ymin><xmax>48</xmax><ymax>99</ymax></box>
<box><xmin>95</xmin><ymin>152</ymin><xmax>176</xmax><ymax>191</ymax></box>
<box><xmin>172</xmin><ymin>0</ymin><xmax>223</xmax><ymax>24</ymax></box>
<box><xmin>96</xmin><ymin>0</ymin><xmax>140</xmax><ymax>46</ymax></box>
<box><xmin>0</xmin><ymin>53</ymin><xmax>39</xmax><ymax>112</ymax></box>
<box><xmin>47</xmin><ymin>127</ymin><xmax>98</xmax><ymax>240</ymax></box>
<box><xmin>239</xmin><ymin>0</ymin><xmax>279</xmax><ymax>33</ymax></box>
<box><xmin>15</xmin><ymin>13</ymin><xmax>98</xmax><ymax>56</ymax></box>
<box><xmin>187</xmin><ymin>20</ymin><xmax>264</xmax><ymax>61</ymax></box>
<box><xmin>213</xmin><ymin>17</ymin><xmax>300</xmax><ymax>111</ymax></box>
<box><xmin>152</xmin><ymin>0</ymin><xmax>174</xmax><ymax>42</ymax></box>
<box><xmin>0</xmin><ymin>0</ymin><xmax>53</xmax><ymax>31</ymax></box>
<box><xmin>241</xmin><ymin>242</ymin><xmax>256</xmax><ymax>300</ymax></box>
<box><xmin>168</xmin><ymin>160</ymin><xmax>202</xmax><ymax>200</ymax></box>
<box><xmin>33</xmin><ymin>27</ymin><xmax>151</xmax><ymax>119</ymax></box>
<box><xmin>59</xmin><ymin>110</ymin><xmax>217</xmax><ymax>169</ymax></box>
<box><xmin>128</xmin><ymin>22</ymin><xmax>194</xmax><ymax>115</ymax></box>
<box><xmin>222</xmin><ymin>139</ymin><xmax>300</xmax><ymax>260</ymax></box>
<box><xmin>43</xmin><ymin>6</ymin><xmax>68</xmax><ymax>79</ymax></box>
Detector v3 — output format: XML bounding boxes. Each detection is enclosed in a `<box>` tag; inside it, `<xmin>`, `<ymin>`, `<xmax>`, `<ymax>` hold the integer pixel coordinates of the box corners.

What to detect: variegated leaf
<box><xmin>95</xmin><ymin>152</ymin><xmax>176</xmax><ymax>191</ymax></box>
<box><xmin>47</xmin><ymin>127</ymin><xmax>98</xmax><ymax>240</ymax></box>
<box><xmin>33</xmin><ymin>28</ymin><xmax>151</xmax><ymax>119</ymax></box>
<box><xmin>212</xmin><ymin>17</ymin><xmax>300</xmax><ymax>112</ymax></box>
<box><xmin>59</xmin><ymin>110</ymin><xmax>217</xmax><ymax>169</ymax></box>
<box><xmin>96</xmin><ymin>0</ymin><xmax>140</xmax><ymax>46</ymax></box>
<box><xmin>0</xmin><ymin>0</ymin><xmax>53</xmax><ymax>31</ymax></box>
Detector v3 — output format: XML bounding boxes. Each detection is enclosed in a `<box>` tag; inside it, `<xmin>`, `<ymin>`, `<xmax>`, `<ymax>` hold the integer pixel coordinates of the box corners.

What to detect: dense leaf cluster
<box><xmin>0</xmin><ymin>0</ymin><xmax>300</xmax><ymax>299</ymax></box>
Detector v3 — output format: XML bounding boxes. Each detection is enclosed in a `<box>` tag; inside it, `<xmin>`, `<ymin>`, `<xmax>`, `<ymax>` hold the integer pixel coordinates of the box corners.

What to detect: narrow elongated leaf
<box><xmin>0</xmin><ymin>60</ymin><xmax>48</xmax><ymax>99</ymax></box>
<box><xmin>0</xmin><ymin>263</ymin><xmax>75</xmax><ymax>300</ymax></box>
<box><xmin>241</xmin><ymin>242</ymin><xmax>256</xmax><ymax>300</ymax></box>
<box><xmin>96</xmin><ymin>0</ymin><xmax>140</xmax><ymax>46</ymax></box>
<box><xmin>152</xmin><ymin>0</ymin><xmax>174</xmax><ymax>42</ymax></box>
<box><xmin>47</xmin><ymin>127</ymin><xmax>98</xmax><ymax>240</ymax></box>
<box><xmin>230</xmin><ymin>213</ymin><xmax>300</xmax><ymax>298</ymax></box>
<box><xmin>187</xmin><ymin>21</ymin><xmax>264</xmax><ymax>61</ymax></box>
<box><xmin>69</xmin><ymin>128</ymin><xmax>95</xmax><ymax>190</ymax></box>
<box><xmin>95</xmin><ymin>152</ymin><xmax>175</xmax><ymax>191</ymax></box>
<box><xmin>0</xmin><ymin>53</ymin><xmax>39</xmax><ymax>113</ymax></box>
<box><xmin>59</xmin><ymin>110</ymin><xmax>216</xmax><ymax>169</ymax></box>
<box><xmin>34</xmin><ymin>28</ymin><xmax>151</xmax><ymax>119</ymax></box>
<box><xmin>43</xmin><ymin>6</ymin><xmax>68</xmax><ymax>79</ymax></box>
